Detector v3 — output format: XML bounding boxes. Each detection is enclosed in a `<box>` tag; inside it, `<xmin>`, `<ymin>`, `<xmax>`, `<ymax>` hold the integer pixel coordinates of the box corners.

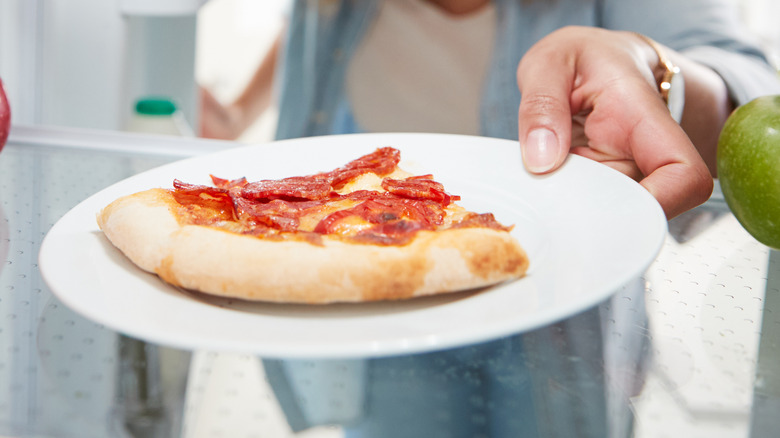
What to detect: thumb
<box><xmin>517</xmin><ymin>62</ymin><xmax>574</xmax><ymax>174</ymax></box>
<box><xmin>518</xmin><ymin>94</ymin><xmax>573</xmax><ymax>174</ymax></box>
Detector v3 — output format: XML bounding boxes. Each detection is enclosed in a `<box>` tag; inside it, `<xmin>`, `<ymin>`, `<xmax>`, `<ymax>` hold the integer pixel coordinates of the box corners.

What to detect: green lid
<box><xmin>135</xmin><ymin>98</ymin><xmax>177</xmax><ymax>116</ymax></box>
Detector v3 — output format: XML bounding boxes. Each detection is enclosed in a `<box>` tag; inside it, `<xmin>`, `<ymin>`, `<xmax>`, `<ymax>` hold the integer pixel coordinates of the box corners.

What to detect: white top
<box><xmin>346</xmin><ymin>0</ymin><xmax>496</xmax><ymax>135</ymax></box>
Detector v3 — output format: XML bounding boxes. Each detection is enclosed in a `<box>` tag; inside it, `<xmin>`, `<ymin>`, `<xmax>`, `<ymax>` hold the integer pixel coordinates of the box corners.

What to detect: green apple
<box><xmin>717</xmin><ymin>95</ymin><xmax>780</xmax><ymax>249</ymax></box>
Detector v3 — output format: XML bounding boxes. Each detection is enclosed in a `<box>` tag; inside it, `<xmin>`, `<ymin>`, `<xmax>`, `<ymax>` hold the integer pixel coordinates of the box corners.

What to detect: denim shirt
<box><xmin>274</xmin><ymin>0</ymin><xmax>780</xmax><ymax>141</ymax></box>
<box><xmin>267</xmin><ymin>1</ymin><xmax>779</xmax><ymax>433</ymax></box>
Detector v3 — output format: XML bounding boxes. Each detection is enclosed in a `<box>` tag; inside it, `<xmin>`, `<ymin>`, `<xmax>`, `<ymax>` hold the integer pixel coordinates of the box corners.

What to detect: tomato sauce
<box><xmin>170</xmin><ymin>147</ymin><xmax>509</xmax><ymax>245</ymax></box>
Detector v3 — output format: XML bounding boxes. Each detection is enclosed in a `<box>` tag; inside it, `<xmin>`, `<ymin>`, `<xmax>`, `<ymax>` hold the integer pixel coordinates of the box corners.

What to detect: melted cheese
<box><xmin>332</xmin><ymin>168</ymin><xmax>467</xmax><ymax>235</ymax></box>
<box><xmin>326</xmin><ymin>215</ymin><xmax>376</xmax><ymax>235</ymax></box>
<box><xmin>298</xmin><ymin>168</ymin><xmax>422</xmax><ymax>236</ymax></box>
<box><xmin>185</xmin><ymin>167</ymin><xmax>463</xmax><ymax>239</ymax></box>
<box><xmin>297</xmin><ymin>198</ymin><xmax>360</xmax><ymax>232</ymax></box>
<box><xmin>337</xmin><ymin>168</ymin><xmax>412</xmax><ymax>195</ymax></box>
<box><xmin>442</xmin><ymin>204</ymin><xmax>469</xmax><ymax>227</ymax></box>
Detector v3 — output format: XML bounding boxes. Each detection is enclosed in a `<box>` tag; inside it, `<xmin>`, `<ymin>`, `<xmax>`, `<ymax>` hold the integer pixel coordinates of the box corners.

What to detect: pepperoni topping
<box><xmin>241</xmin><ymin>177</ymin><xmax>333</xmax><ymax>201</ymax></box>
<box><xmin>344</xmin><ymin>146</ymin><xmax>400</xmax><ymax>173</ymax></box>
<box><xmin>353</xmin><ymin>220</ymin><xmax>427</xmax><ymax>246</ymax></box>
<box><xmin>312</xmin><ymin>197</ymin><xmax>409</xmax><ymax>234</ymax></box>
<box><xmin>171</xmin><ymin>180</ymin><xmax>235</xmax><ymax>222</ymax></box>
<box><xmin>318</xmin><ymin>147</ymin><xmax>401</xmax><ymax>188</ymax></box>
<box><xmin>381</xmin><ymin>177</ymin><xmax>460</xmax><ymax>206</ymax></box>
<box><xmin>313</xmin><ymin>194</ymin><xmax>445</xmax><ymax>237</ymax></box>
<box><xmin>210</xmin><ymin>175</ymin><xmax>248</xmax><ymax>189</ymax></box>
<box><xmin>173</xmin><ymin>179</ymin><xmax>228</xmax><ymax>197</ymax></box>
<box><xmin>169</xmin><ymin>147</ymin><xmax>511</xmax><ymax>245</ymax></box>
<box><xmin>232</xmin><ymin>197</ymin><xmax>302</xmax><ymax>231</ymax></box>
<box><xmin>452</xmin><ymin>212</ymin><xmax>514</xmax><ymax>232</ymax></box>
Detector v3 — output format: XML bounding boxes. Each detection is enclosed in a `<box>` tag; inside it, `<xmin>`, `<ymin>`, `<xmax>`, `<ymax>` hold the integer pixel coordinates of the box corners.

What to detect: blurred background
<box><xmin>0</xmin><ymin>1</ymin><xmax>778</xmax><ymax>437</ymax></box>
<box><xmin>0</xmin><ymin>0</ymin><xmax>778</xmax><ymax>145</ymax></box>
<box><xmin>0</xmin><ymin>0</ymin><xmax>288</xmax><ymax>143</ymax></box>
<box><xmin>0</xmin><ymin>0</ymin><xmax>780</xmax><ymax>142</ymax></box>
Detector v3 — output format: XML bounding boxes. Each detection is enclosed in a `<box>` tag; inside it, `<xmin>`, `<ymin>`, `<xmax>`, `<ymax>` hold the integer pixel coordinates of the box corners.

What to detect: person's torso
<box><xmin>346</xmin><ymin>0</ymin><xmax>496</xmax><ymax>135</ymax></box>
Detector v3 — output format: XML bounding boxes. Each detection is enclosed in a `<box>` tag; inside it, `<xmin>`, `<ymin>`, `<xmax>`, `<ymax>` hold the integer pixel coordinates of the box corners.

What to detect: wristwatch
<box><xmin>634</xmin><ymin>33</ymin><xmax>685</xmax><ymax>123</ymax></box>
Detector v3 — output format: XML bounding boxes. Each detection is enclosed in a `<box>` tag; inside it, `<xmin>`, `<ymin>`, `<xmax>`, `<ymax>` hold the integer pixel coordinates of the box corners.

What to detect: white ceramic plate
<box><xmin>39</xmin><ymin>133</ymin><xmax>667</xmax><ymax>358</ymax></box>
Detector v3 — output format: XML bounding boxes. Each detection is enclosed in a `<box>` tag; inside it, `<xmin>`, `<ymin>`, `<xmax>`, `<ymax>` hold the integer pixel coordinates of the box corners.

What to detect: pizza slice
<box><xmin>97</xmin><ymin>147</ymin><xmax>528</xmax><ymax>304</ymax></box>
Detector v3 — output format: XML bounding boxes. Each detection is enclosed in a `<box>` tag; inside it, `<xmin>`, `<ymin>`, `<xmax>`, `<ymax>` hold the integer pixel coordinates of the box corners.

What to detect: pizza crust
<box><xmin>98</xmin><ymin>188</ymin><xmax>529</xmax><ymax>304</ymax></box>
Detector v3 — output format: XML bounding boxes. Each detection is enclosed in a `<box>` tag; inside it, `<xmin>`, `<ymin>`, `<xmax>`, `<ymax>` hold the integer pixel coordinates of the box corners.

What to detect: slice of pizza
<box><xmin>97</xmin><ymin>147</ymin><xmax>528</xmax><ymax>304</ymax></box>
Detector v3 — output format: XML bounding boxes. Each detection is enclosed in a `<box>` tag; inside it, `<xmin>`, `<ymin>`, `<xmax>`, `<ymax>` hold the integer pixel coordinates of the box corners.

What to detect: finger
<box><xmin>627</xmin><ymin>112</ymin><xmax>714</xmax><ymax>217</ymax></box>
<box><xmin>641</xmin><ymin>162</ymin><xmax>713</xmax><ymax>218</ymax></box>
<box><xmin>570</xmin><ymin>146</ymin><xmax>644</xmax><ymax>181</ymax></box>
<box><xmin>516</xmin><ymin>47</ymin><xmax>575</xmax><ymax>174</ymax></box>
<box><xmin>578</xmin><ymin>74</ymin><xmax>713</xmax><ymax>218</ymax></box>
<box><xmin>571</xmin><ymin>110</ymin><xmax>589</xmax><ymax>148</ymax></box>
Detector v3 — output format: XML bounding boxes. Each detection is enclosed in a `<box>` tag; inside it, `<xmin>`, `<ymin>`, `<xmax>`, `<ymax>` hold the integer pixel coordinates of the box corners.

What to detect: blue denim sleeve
<box><xmin>600</xmin><ymin>0</ymin><xmax>780</xmax><ymax>104</ymax></box>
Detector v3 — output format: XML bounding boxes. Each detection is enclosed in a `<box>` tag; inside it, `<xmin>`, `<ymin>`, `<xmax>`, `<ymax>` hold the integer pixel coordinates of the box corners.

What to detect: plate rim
<box><xmin>39</xmin><ymin>132</ymin><xmax>667</xmax><ymax>358</ymax></box>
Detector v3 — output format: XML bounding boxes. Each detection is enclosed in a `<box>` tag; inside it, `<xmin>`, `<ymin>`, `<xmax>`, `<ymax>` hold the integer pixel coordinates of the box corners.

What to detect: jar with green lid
<box><xmin>127</xmin><ymin>97</ymin><xmax>193</xmax><ymax>136</ymax></box>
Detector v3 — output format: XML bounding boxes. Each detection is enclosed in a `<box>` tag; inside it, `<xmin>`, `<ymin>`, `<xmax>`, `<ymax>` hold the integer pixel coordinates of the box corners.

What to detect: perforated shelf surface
<box><xmin>1</xmin><ymin>128</ymin><xmax>777</xmax><ymax>437</ymax></box>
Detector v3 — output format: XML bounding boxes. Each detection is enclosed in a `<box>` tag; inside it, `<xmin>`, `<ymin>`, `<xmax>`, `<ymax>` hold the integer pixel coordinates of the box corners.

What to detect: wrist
<box><xmin>632</xmin><ymin>32</ymin><xmax>686</xmax><ymax>123</ymax></box>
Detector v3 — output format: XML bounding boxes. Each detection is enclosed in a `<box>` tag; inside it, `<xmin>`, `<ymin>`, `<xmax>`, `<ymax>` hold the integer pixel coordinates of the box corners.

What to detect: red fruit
<box><xmin>0</xmin><ymin>78</ymin><xmax>10</xmax><ymax>151</ymax></box>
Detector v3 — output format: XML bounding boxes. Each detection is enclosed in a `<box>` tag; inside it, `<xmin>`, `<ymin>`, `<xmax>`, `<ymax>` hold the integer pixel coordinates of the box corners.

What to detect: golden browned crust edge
<box><xmin>97</xmin><ymin>188</ymin><xmax>181</xmax><ymax>273</ymax></box>
<box><xmin>98</xmin><ymin>189</ymin><xmax>529</xmax><ymax>304</ymax></box>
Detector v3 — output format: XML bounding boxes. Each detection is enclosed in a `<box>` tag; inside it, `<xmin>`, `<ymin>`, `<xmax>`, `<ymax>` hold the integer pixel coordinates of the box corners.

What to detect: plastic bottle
<box><xmin>126</xmin><ymin>97</ymin><xmax>193</xmax><ymax>136</ymax></box>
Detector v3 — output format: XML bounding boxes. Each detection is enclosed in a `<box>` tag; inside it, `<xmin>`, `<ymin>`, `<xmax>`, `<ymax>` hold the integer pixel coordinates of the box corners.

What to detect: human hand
<box><xmin>198</xmin><ymin>86</ymin><xmax>243</xmax><ymax>140</ymax></box>
<box><xmin>516</xmin><ymin>26</ymin><xmax>713</xmax><ymax>218</ymax></box>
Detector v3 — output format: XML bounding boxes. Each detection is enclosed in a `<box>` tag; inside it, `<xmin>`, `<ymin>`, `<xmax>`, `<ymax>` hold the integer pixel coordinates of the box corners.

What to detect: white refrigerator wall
<box><xmin>0</xmin><ymin>0</ymin><xmax>199</xmax><ymax>131</ymax></box>
<box><xmin>0</xmin><ymin>0</ymin><xmax>776</xmax><ymax>135</ymax></box>
<box><xmin>121</xmin><ymin>15</ymin><xmax>199</xmax><ymax>130</ymax></box>
<box><xmin>0</xmin><ymin>0</ymin><xmax>43</xmax><ymax>125</ymax></box>
<box><xmin>40</xmin><ymin>0</ymin><xmax>126</xmax><ymax>130</ymax></box>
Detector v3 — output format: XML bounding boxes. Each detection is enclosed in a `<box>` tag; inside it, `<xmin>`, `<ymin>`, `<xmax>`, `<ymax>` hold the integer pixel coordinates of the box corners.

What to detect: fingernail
<box><xmin>523</xmin><ymin>128</ymin><xmax>559</xmax><ymax>173</ymax></box>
